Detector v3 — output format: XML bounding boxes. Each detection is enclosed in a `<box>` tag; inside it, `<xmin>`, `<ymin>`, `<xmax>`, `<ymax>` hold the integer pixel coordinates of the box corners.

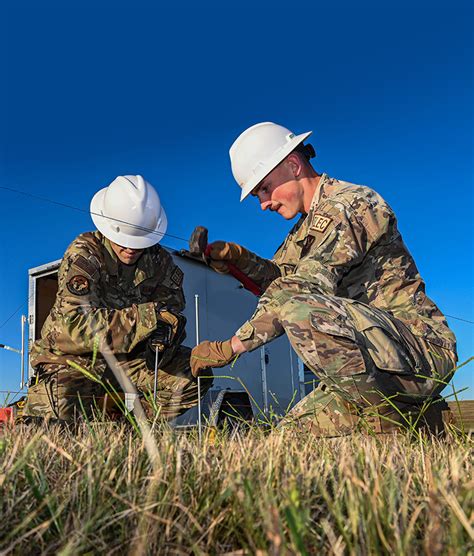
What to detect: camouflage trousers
<box><xmin>23</xmin><ymin>346</ymin><xmax>213</xmax><ymax>422</ymax></box>
<box><xmin>277</xmin><ymin>294</ymin><xmax>457</xmax><ymax>436</ymax></box>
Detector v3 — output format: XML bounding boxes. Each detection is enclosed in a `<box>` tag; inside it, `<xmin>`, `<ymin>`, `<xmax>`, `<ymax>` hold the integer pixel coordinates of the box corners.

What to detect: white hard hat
<box><xmin>229</xmin><ymin>122</ymin><xmax>312</xmax><ymax>201</ymax></box>
<box><xmin>90</xmin><ymin>175</ymin><xmax>167</xmax><ymax>249</ymax></box>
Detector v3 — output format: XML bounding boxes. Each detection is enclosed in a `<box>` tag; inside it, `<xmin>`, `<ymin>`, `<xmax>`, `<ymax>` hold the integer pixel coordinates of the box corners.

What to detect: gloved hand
<box><xmin>190</xmin><ymin>339</ymin><xmax>236</xmax><ymax>377</ymax></box>
<box><xmin>155</xmin><ymin>308</ymin><xmax>187</xmax><ymax>346</ymax></box>
<box><xmin>145</xmin><ymin>308</ymin><xmax>186</xmax><ymax>370</ymax></box>
<box><xmin>206</xmin><ymin>241</ymin><xmax>251</xmax><ymax>274</ymax></box>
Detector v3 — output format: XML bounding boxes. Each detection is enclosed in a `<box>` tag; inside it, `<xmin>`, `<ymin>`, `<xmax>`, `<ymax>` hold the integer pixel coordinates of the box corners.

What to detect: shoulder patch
<box><xmin>67</xmin><ymin>275</ymin><xmax>90</xmax><ymax>296</ymax></box>
<box><xmin>72</xmin><ymin>255</ymin><xmax>98</xmax><ymax>278</ymax></box>
<box><xmin>170</xmin><ymin>267</ymin><xmax>184</xmax><ymax>287</ymax></box>
<box><xmin>311</xmin><ymin>214</ymin><xmax>332</xmax><ymax>234</ymax></box>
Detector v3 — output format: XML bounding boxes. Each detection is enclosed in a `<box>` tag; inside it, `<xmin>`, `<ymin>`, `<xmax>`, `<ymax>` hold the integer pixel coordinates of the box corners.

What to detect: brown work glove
<box><xmin>153</xmin><ymin>307</ymin><xmax>187</xmax><ymax>345</ymax></box>
<box><xmin>190</xmin><ymin>339</ymin><xmax>236</xmax><ymax>377</ymax></box>
<box><xmin>146</xmin><ymin>308</ymin><xmax>187</xmax><ymax>370</ymax></box>
<box><xmin>207</xmin><ymin>241</ymin><xmax>251</xmax><ymax>274</ymax></box>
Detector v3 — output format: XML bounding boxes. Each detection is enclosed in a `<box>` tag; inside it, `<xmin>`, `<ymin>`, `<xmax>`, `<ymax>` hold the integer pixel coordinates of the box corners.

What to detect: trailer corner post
<box><xmin>20</xmin><ymin>315</ymin><xmax>26</xmax><ymax>390</ymax></box>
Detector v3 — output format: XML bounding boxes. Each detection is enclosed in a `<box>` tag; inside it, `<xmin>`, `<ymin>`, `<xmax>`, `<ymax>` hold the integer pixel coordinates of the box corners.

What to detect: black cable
<box><xmin>445</xmin><ymin>314</ymin><xmax>474</xmax><ymax>325</ymax></box>
<box><xmin>0</xmin><ymin>301</ymin><xmax>28</xmax><ymax>331</ymax></box>
<box><xmin>0</xmin><ymin>185</ymin><xmax>190</xmax><ymax>243</ymax></box>
<box><xmin>0</xmin><ymin>184</ymin><xmax>473</xmax><ymax>328</ymax></box>
<box><xmin>0</xmin><ymin>184</ymin><xmax>190</xmax><ymax>330</ymax></box>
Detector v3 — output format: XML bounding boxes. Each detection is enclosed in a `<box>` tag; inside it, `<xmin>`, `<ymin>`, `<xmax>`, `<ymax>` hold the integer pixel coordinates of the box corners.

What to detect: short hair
<box><xmin>293</xmin><ymin>142</ymin><xmax>316</xmax><ymax>162</ymax></box>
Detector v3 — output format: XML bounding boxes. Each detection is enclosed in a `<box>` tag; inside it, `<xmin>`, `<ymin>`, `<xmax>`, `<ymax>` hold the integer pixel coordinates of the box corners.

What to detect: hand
<box><xmin>146</xmin><ymin>309</ymin><xmax>187</xmax><ymax>370</ymax></box>
<box><xmin>190</xmin><ymin>339</ymin><xmax>235</xmax><ymax>377</ymax></box>
<box><xmin>154</xmin><ymin>307</ymin><xmax>187</xmax><ymax>345</ymax></box>
<box><xmin>206</xmin><ymin>241</ymin><xmax>250</xmax><ymax>274</ymax></box>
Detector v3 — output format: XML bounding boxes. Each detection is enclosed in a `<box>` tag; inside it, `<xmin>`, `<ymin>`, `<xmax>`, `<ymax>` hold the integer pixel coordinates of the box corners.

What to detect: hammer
<box><xmin>189</xmin><ymin>226</ymin><xmax>262</xmax><ymax>296</ymax></box>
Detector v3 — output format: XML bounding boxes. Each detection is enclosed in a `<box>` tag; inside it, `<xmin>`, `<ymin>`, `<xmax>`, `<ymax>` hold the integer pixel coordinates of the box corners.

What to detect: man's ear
<box><xmin>286</xmin><ymin>153</ymin><xmax>303</xmax><ymax>178</ymax></box>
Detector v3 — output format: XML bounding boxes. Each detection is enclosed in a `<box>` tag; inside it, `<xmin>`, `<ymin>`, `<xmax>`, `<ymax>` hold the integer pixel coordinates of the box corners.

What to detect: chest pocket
<box><xmin>139</xmin><ymin>283</ymin><xmax>157</xmax><ymax>299</ymax></box>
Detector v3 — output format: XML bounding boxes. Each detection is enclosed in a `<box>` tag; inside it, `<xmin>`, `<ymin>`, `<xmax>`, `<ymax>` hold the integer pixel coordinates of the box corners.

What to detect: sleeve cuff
<box><xmin>235</xmin><ymin>321</ymin><xmax>266</xmax><ymax>352</ymax></box>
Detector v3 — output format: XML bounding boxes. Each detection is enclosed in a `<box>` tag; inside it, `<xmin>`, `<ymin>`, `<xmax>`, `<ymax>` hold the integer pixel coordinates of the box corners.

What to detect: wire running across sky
<box><xmin>0</xmin><ymin>184</ymin><xmax>473</xmax><ymax>329</ymax></box>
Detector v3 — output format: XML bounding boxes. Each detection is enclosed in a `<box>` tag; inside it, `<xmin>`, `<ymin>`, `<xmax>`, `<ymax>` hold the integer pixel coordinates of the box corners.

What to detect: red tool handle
<box><xmin>204</xmin><ymin>245</ymin><xmax>262</xmax><ymax>297</ymax></box>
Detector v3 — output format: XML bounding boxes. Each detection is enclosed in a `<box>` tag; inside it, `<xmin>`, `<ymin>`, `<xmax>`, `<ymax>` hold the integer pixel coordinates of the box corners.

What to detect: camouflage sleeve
<box><xmin>236</xmin><ymin>190</ymin><xmax>394</xmax><ymax>351</ymax></box>
<box><xmin>51</xmin><ymin>245</ymin><xmax>157</xmax><ymax>355</ymax></box>
<box><xmin>238</xmin><ymin>250</ymin><xmax>282</xmax><ymax>291</ymax></box>
<box><xmin>240</xmin><ymin>217</ymin><xmax>307</xmax><ymax>290</ymax></box>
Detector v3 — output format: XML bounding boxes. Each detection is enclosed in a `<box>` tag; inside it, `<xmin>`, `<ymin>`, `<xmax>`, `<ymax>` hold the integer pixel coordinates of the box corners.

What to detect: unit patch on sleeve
<box><xmin>312</xmin><ymin>214</ymin><xmax>332</xmax><ymax>234</ymax></box>
<box><xmin>67</xmin><ymin>275</ymin><xmax>90</xmax><ymax>296</ymax></box>
<box><xmin>170</xmin><ymin>267</ymin><xmax>184</xmax><ymax>287</ymax></box>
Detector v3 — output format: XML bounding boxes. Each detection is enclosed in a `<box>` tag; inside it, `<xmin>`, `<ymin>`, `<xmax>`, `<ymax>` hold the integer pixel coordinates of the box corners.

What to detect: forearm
<box><xmin>53</xmin><ymin>302</ymin><xmax>157</xmax><ymax>355</ymax></box>
<box><xmin>239</xmin><ymin>251</ymin><xmax>282</xmax><ymax>291</ymax></box>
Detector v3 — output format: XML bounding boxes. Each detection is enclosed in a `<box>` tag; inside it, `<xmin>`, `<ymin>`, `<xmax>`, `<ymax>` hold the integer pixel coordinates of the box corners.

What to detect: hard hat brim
<box><xmin>90</xmin><ymin>188</ymin><xmax>168</xmax><ymax>249</ymax></box>
<box><xmin>239</xmin><ymin>130</ymin><xmax>312</xmax><ymax>201</ymax></box>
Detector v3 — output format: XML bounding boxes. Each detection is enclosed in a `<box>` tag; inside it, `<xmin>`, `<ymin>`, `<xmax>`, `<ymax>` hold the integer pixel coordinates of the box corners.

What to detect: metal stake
<box><xmin>297</xmin><ymin>358</ymin><xmax>306</xmax><ymax>401</ymax></box>
<box><xmin>197</xmin><ymin>376</ymin><xmax>202</xmax><ymax>443</ymax></box>
<box><xmin>153</xmin><ymin>348</ymin><xmax>160</xmax><ymax>402</ymax></box>
<box><xmin>289</xmin><ymin>344</ymin><xmax>296</xmax><ymax>396</ymax></box>
<box><xmin>260</xmin><ymin>346</ymin><xmax>269</xmax><ymax>415</ymax></box>
<box><xmin>194</xmin><ymin>294</ymin><xmax>200</xmax><ymax>345</ymax></box>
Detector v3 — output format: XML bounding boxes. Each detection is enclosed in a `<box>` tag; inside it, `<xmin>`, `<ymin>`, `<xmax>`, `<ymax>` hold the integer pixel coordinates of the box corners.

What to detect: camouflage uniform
<box><xmin>24</xmin><ymin>231</ymin><xmax>211</xmax><ymax>421</ymax></box>
<box><xmin>234</xmin><ymin>175</ymin><xmax>457</xmax><ymax>435</ymax></box>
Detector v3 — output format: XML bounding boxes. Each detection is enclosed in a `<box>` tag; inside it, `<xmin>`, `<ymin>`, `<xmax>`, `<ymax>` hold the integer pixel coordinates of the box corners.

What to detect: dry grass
<box><xmin>0</xmin><ymin>421</ymin><xmax>472</xmax><ymax>556</ymax></box>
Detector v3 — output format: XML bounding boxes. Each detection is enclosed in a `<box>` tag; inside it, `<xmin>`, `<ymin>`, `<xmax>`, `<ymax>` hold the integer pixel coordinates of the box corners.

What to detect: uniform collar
<box><xmin>294</xmin><ymin>173</ymin><xmax>330</xmax><ymax>243</ymax></box>
<box><xmin>102</xmin><ymin>236</ymin><xmax>120</xmax><ymax>276</ymax></box>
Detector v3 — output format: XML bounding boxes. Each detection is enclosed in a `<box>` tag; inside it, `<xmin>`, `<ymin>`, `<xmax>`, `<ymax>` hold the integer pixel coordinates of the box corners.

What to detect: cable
<box><xmin>0</xmin><ymin>184</ymin><xmax>190</xmax><ymax>330</ymax></box>
<box><xmin>0</xmin><ymin>184</ymin><xmax>473</xmax><ymax>328</ymax></box>
<box><xmin>445</xmin><ymin>314</ymin><xmax>474</xmax><ymax>325</ymax></box>
<box><xmin>0</xmin><ymin>302</ymin><xmax>27</xmax><ymax>331</ymax></box>
<box><xmin>0</xmin><ymin>390</ymin><xmax>25</xmax><ymax>395</ymax></box>
<box><xmin>0</xmin><ymin>185</ymin><xmax>190</xmax><ymax>244</ymax></box>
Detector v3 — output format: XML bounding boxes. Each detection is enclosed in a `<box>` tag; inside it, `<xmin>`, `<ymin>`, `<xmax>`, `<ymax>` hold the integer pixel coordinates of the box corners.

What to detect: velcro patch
<box><xmin>301</xmin><ymin>234</ymin><xmax>316</xmax><ymax>257</ymax></box>
<box><xmin>67</xmin><ymin>275</ymin><xmax>90</xmax><ymax>296</ymax></box>
<box><xmin>312</xmin><ymin>214</ymin><xmax>332</xmax><ymax>233</ymax></box>
<box><xmin>236</xmin><ymin>321</ymin><xmax>254</xmax><ymax>341</ymax></box>
<box><xmin>170</xmin><ymin>267</ymin><xmax>184</xmax><ymax>287</ymax></box>
<box><xmin>72</xmin><ymin>255</ymin><xmax>98</xmax><ymax>278</ymax></box>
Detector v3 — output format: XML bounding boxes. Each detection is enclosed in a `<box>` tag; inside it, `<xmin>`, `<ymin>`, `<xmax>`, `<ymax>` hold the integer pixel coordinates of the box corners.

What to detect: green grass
<box><xmin>0</xmin><ymin>422</ymin><xmax>472</xmax><ymax>555</ymax></box>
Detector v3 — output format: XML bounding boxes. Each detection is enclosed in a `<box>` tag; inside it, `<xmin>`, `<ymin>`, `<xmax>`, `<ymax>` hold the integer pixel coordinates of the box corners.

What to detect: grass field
<box><xmin>0</xmin><ymin>420</ymin><xmax>472</xmax><ymax>555</ymax></box>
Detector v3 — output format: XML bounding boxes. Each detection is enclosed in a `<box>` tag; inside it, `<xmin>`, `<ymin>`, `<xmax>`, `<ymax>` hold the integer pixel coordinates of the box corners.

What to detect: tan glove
<box><xmin>146</xmin><ymin>308</ymin><xmax>187</xmax><ymax>370</ymax></box>
<box><xmin>190</xmin><ymin>339</ymin><xmax>235</xmax><ymax>377</ymax></box>
<box><xmin>155</xmin><ymin>308</ymin><xmax>187</xmax><ymax>345</ymax></box>
<box><xmin>207</xmin><ymin>241</ymin><xmax>251</xmax><ymax>274</ymax></box>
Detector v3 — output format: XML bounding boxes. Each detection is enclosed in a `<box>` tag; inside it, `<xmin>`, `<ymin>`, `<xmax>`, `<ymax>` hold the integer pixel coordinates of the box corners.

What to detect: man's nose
<box><xmin>260</xmin><ymin>200</ymin><xmax>272</xmax><ymax>211</ymax></box>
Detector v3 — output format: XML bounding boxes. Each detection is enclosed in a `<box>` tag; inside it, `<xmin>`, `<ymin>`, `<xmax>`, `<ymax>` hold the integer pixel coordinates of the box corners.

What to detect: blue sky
<box><xmin>1</xmin><ymin>1</ymin><xmax>472</xmax><ymax>400</ymax></box>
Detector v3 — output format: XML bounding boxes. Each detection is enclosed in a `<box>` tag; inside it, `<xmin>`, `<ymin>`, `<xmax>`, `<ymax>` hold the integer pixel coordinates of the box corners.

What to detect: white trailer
<box><xmin>28</xmin><ymin>249</ymin><xmax>316</xmax><ymax>424</ymax></box>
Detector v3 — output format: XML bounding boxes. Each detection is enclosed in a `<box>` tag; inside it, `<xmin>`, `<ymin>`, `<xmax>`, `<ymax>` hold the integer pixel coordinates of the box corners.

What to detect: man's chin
<box><xmin>278</xmin><ymin>207</ymin><xmax>297</xmax><ymax>220</ymax></box>
<box><xmin>121</xmin><ymin>254</ymin><xmax>141</xmax><ymax>265</ymax></box>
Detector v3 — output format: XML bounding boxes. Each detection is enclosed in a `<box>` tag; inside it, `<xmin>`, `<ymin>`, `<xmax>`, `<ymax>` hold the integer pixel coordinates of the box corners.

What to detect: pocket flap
<box><xmin>346</xmin><ymin>303</ymin><xmax>413</xmax><ymax>374</ymax></box>
<box><xmin>347</xmin><ymin>305</ymin><xmax>388</xmax><ymax>332</ymax></box>
<box><xmin>310</xmin><ymin>312</ymin><xmax>356</xmax><ymax>342</ymax></box>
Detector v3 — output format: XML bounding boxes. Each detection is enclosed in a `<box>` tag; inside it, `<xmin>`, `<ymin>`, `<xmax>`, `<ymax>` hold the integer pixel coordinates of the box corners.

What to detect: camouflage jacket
<box><xmin>235</xmin><ymin>174</ymin><xmax>457</xmax><ymax>353</ymax></box>
<box><xmin>30</xmin><ymin>231</ymin><xmax>185</xmax><ymax>367</ymax></box>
